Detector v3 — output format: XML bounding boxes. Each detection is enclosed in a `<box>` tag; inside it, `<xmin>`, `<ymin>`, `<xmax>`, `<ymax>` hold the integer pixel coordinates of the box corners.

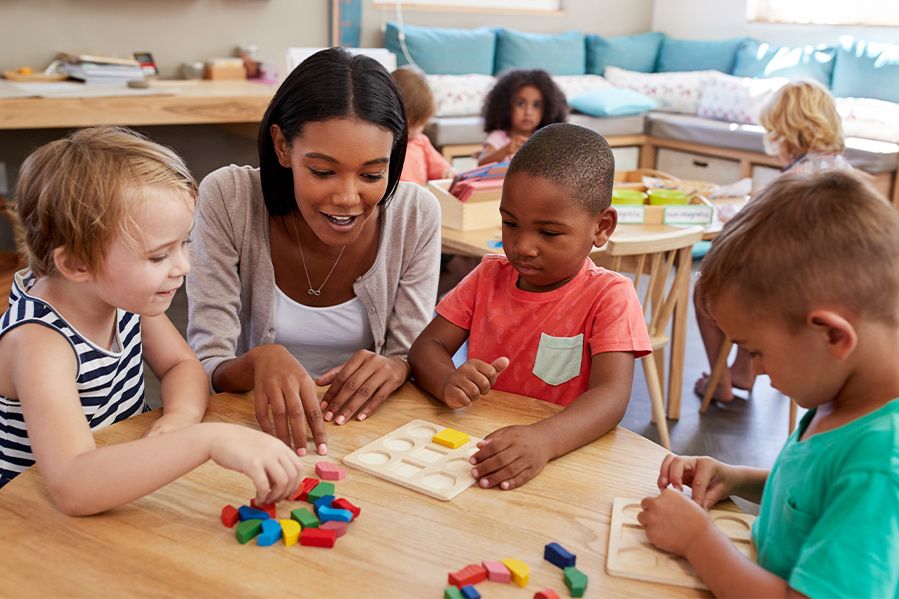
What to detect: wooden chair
<box><xmin>604</xmin><ymin>225</ymin><xmax>705</xmax><ymax>449</ymax></box>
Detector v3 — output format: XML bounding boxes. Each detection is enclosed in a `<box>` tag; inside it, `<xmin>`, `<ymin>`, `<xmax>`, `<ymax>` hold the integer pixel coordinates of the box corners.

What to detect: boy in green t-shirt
<box><xmin>638</xmin><ymin>170</ymin><xmax>899</xmax><ymax>598</ymax></box>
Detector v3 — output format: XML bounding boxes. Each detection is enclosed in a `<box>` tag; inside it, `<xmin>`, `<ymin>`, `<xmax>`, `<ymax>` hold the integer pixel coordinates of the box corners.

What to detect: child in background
<box><xmin>478</xmin><ymin>69</ymin><xmax>568</xmax><ymax>166</ymax></box>
<box><xmin>0</xmin><ymin>127</ymin><xmax>303</xmax><ymax>514</ymax></box>
<box><xmin>639</xmin><ymin>171</ymin><xmax>899</xmax><ymax>598</ymax></box>
<box><xmin>410</xmin><ymin>124</ymin><xmax>651</xmax><ymax>491</ymax></box>
<box><xmin>392</xmin><ymin>66</ymin><xmax>453</xmax><ymax>185</ymax></box>
<box><xmin>694</xmin><ymin>79</ymin><xmax>852</xmax><ymax>404</ymax></box>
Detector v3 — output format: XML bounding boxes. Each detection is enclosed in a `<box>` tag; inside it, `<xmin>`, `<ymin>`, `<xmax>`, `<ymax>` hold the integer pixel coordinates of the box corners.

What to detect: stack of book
<box><xmin>448</xmin><ymin>161</ymin><xmax>508</xmax><ymax>203</ymax></box>
<box><xmin>58</xmin><ymin>52</ymin><xmax>144</xmax><ymax>84</ymax></box>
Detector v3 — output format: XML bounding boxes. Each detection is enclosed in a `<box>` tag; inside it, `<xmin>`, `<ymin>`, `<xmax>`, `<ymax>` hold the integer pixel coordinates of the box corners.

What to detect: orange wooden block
<box><xmin>291</xmin><ymin>477</ymin><xmax>320</xmax><ymax>501</ymax></box>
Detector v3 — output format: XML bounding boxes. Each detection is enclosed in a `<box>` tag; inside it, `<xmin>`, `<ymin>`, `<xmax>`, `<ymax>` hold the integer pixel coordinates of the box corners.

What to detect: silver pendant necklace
<box><xmin>290</xmin><ymin>215</ymin><xmax>346</xmax><ymax>296</ymax></box>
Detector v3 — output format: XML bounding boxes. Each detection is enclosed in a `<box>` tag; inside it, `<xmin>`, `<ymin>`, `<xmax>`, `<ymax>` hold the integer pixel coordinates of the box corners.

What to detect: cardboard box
<box><xmin>614</xmin><ymin>194</ymin><xmax>714</xmax><ymax>226</ymax></box>
<box><xmin>205</xmin><ymin>59</ymin><xmax>246</xmax><ymax>80</ymax></box>
<box><xmin>428</xmin><ymin>179</ymin><xmax>501</xmax><ymax>231</ymax></box>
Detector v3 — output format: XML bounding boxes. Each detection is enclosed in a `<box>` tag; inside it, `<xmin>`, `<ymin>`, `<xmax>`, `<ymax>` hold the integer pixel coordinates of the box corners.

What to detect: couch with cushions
<box><xmin>384</xmin><ymin>23</ymin><xmax>899</xmax><ymax>204</ymax></box>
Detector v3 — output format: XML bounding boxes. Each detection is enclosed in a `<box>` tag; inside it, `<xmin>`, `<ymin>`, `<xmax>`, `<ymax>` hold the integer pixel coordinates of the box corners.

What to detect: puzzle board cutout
<box><xmin>342</xmin><ymin>420</ymin><xmax>481</xmax><ymax>501</ymax></box>
<box><xmin>607</xmin><ymin>497</ymin><xmax>756</xmax><ymax>590</ymax></box>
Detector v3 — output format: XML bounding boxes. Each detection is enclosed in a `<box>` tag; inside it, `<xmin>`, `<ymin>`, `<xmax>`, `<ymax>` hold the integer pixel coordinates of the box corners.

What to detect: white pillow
<box><xmin>604</xmin><ymin>66</ymin><xmax>715</xmax><ymax>114</ymax></box>
<box><xmin>837</xmin><ymin>97</ymin><xmax>899</xmax><ymax>144</ymax></box>
<box><xmin>426</xmin><ymin>74</ymin><xmax>496</xmax><ymax>117</ymax></box>
<box><xmin>697</xmin><ymin>72</ymin><xmax>787</xmax><ymax>125</ymax></box>
<box><xmin>552</xmin><ymin>75</ymin><xmax>613</xmax><ymax>102</ymax></box>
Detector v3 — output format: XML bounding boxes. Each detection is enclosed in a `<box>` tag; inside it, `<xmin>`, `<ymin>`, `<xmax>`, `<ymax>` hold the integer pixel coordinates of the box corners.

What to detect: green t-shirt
<box><xmin>753</xmin><ymin>398</ymin><xmax>899</xmax><ymax>598</ymax></box>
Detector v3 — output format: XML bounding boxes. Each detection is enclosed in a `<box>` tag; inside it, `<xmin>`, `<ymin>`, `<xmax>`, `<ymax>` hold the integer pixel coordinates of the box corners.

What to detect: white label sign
<box><xmin>616</xmin><ymin>206</ymin><xmax>645</xmax><ymax>224</ymax></box>
<box><xmin>663</xmin><ymin>206</ymin><xmax>713</xmax><ymax>225</ymax></box>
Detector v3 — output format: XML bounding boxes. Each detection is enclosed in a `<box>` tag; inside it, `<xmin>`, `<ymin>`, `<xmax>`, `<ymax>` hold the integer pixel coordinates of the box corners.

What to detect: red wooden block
<box><xmin>290</xmin><ymin>477</ymin><xmax>320</xmax><ymax>501</ymax></box>
<box><xmin>320</xmin><ymin>520</ymin><xmax>348</xmax><ymax>538</ymax></box>
<box><xmin>534</xmin><ymin>589</ymin><xmax>560</xmax><ymax>599</ymax></box>
<box><xmin>221</xmin><ymin>505</ymin><xmax>239</xmax><ymax>528</ymax></box>
<box><xmin>448</xmin><ymin>564</ymin><xmax>487</xmax><ymax>588</ymax></box>
<box><xmin>332</xmin><ymin>497</ymin><xmax>361</xmax><ymax>520</ymax></box>
<box><xmin>300</xmin><ymin>527</ymin><xmax>337</xmax><ymax>548</ymax></box>
<box><xmin>250</xmin><ymin>498</ymin><xmax>276</xmax><ymax>519</ymax></box>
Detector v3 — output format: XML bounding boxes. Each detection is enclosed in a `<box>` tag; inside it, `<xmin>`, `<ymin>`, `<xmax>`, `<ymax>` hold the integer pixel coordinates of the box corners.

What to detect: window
<box><xmin>747</xmin><ymin>0</ymin><xmax>899</xmax><ymax>26</ymax></box>
<box><xmin>373</xmin><ymin>0</ymin><xmax>562</xmax><ymax>13</ymax></box>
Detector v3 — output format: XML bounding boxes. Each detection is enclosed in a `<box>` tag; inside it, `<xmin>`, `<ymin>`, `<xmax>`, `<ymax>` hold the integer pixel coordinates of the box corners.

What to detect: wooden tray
<box><xmin>3</xmin><ymin>70</ymin><xmax>67</xmax><ymax>82</ymax></box>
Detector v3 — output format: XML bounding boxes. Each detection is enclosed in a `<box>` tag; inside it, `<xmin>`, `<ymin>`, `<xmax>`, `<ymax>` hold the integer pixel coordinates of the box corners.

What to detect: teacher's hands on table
<box><xmin>316</xmin><ymin>350</ymin><xmax>410</xmax><ymax>424</ymax></box>
<box><xmin>469</xmin><ymin>423</ymin><xmax>551</xmax><ymax>490</ymax></box>
<box><xmin>441</xmin><ymin>357</ymin><xmax>510</xmax><ymax>408</ymax></box>
<box><xmin>253</xmin><ymin>345</ymin><xmax>327</xmax><ymax>456</ymax></box>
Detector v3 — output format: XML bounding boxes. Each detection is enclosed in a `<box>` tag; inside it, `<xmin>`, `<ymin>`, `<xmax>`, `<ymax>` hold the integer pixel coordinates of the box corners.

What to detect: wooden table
<box><xmin>0</xmin><ymin>384</ymin><xmax>717</xmax><ymax>598</ymax></box>
<box><xmin>0</xmin><ymin>80</ymin><xmax>276</xmax><ymax>129</ymax></box>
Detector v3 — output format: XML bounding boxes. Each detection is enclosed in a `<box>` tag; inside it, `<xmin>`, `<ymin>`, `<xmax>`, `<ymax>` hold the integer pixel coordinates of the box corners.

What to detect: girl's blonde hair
<box><xmin>391</xmin><ymin>66</ymin><xmax>435</xmax><ymax>131</ymax></box>
<box><xmin>15</xmin><ymin>126</ymin><xmax>196</xmax><ymax>277</ymax></box>
<box><xmin>759</xmin><ymin>79</ymin><xmax>844</xmax><ymax>159</ymax></box>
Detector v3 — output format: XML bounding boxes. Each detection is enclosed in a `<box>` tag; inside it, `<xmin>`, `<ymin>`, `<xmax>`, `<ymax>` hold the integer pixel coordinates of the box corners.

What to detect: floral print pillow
<box><xmin>604</xmin><ymin>66</ymin><xmax>715</xmax><ymax>114</ymax></box>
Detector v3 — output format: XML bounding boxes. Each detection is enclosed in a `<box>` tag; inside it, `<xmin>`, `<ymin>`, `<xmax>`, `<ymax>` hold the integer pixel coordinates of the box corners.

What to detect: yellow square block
<box><xmin>279</xmin><ymin>518</ymin><xmax>301</xmax><ymax>546</ymax></box>
<box><xmin>432</xmin><ymin>427</ymin><xmax>470</xmax><ymax>449</ymax></box>
<box><xmin>501</xmin><ymin>558</ymin><xmax>529</xmax><ymax>587</ymax></box>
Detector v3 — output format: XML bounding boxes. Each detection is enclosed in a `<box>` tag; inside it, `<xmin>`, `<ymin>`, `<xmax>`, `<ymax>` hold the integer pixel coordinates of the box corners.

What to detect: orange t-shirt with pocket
<box><xmin>436</xmin><ymin>255</ymin><xmax>651</xmax><ymax>406</ymax></box>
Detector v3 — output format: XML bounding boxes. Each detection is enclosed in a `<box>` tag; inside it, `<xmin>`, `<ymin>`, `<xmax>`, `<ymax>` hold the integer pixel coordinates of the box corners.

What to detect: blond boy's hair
<box><xmin>15</xmin><ymin>126</ymin><xmax>196</xmax><ymax>277</ymax></box>
<box><xmin>759</xmin><ymin>79</ymin><xmax>844</xmax><ymax>159</ymax></box>
<box><xmin>391</xmin><ymin>67</ymin><xmax>435</xmax><ymax>131</ymax></box>
<box><xmin>701</xmin><ymin>170</ymin><xmax>899</xmax><ymax>328</ymax></box>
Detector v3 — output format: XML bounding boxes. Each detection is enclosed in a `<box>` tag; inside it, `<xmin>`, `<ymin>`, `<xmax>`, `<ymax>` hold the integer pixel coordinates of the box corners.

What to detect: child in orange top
<box><xmin>409</xmin><ymin>124</ymin><xmax>651</xmax><ymax>491</ymax></box>
<box><xmin>392</xmin><ymin>66</ymin><xmax>453</xmax><ymax>185</ymax></box>
<box><xmin>478</xmin><ymin>69</ymin><xmax>568</xmax><ymax>166</ymax></box>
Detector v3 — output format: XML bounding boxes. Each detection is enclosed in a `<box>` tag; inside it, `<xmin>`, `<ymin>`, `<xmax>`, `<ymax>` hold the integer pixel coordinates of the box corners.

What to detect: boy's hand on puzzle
<box><xmin>144</xmin><ymin>411</ymin><xmax>202</xmax><ymax>438</ymax></box>
<box><xmin>658</xmin><ymin>454</ymin><xmax>738</xmax><ymax>509</ymax></box>
<box><xmin>442</xmin><ymin>357</ymin><xmax>510</xmax><ymax>408</ymax></box>
<box><xmin>208</xmin><ymin>423</ymin><xmax>304</xmax><ymax>505</ymax></box>
<box><xmin>638</xmin><ymin>489</ymin><xmax>715</xmax><ymax>557</ymax></box>
<box><xmin>316</xmin><ymin>350</ymin><xmax>408</xmax><ymax>424</ymax></box>
<box><xmin>470</xmin><ymin>424</ymin><xmax>550</xmax><ymax>490</ymax></box>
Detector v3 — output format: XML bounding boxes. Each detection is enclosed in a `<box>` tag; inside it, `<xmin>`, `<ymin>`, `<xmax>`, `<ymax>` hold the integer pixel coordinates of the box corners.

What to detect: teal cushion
<box><xmin>657</xmin><ymin>36</ymin><xmax>750</xmax><ymax>73</ymax></box>
<box><xmin>586</xmin><ymin>32</ymin><xmax>663</xmax><ymax>75</ymax></box>
<box><xmin>494</xmin><ymin>29</ymin><xmax>585</xmax><ymax>75</ymax></box>
<box><xmin>569</xmin><ymin>88</ymin><xmax>657</xmax><ymax>117</ymax></box>
<box><xmin>733</xmin><ymin>41</ymin><xmax>835</xmax><ymax>85</ymax></box>
<box><xmin>385</xmin><ymin>22</ymin><xmax>495</xmax><ymax>75</ymax></box>
<box><xmin>832</xmin><ymin>40</ymin><xmax>899</xmax><ymax>104</ymax></box>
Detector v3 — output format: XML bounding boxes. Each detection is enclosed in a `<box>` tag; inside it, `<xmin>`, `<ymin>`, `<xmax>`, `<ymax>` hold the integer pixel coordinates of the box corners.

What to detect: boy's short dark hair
<box><xmin>506</xmin><ymin>123</ymin><xmax>615</xmax><ymax>215</ymax></box>
<box><xmin>701</xmin><ymin>170</ymin><xmax>899</xmax><ymax>328</ymax></box>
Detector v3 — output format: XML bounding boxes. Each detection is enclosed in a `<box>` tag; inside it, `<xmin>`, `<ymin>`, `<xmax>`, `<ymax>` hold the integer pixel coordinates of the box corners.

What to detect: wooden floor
<box><xmin>153</xmin><ymin>263</ymin><xmax>794</xmax><ymax>474</ymax></box>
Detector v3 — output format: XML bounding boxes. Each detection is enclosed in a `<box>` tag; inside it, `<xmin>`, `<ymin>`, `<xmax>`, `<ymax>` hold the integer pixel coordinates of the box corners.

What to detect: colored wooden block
<box><xmin>290</xmin><ymin>477</ymin><xmax>320</xmax><ymax>501</ymax></box>
<box><xmin>315</xmin><ymin>461</ymin><xmax>347</xmax><ymax>481</ymax></box>
<box><xmin>257</xmin><ymin>519</ymin><xmax>282</xmax><ymax>546</ymax></box>
<box><xmin>544</xmin><ymin>541</ymin><xmax>576</xmax><ymax>569</ymax></box>
<box><xmin>432</xmin><ymin>427</ymin><xmax>470</xmax><ymax>449</ymax></box>
<box><xmin>235</xmin><ymin>519</ymin><xmax>263</xmax><ymax>544</ymax></box>
<box><xmin>443</xmin><ymin>587</ymin><xmax>464</xmax><ymax>599</ymax></box>
<box><xmin>482</xmin><ymin>560</ymin><xmax>511</xmax><ymax>583</ymax></box>
<box><xmin>563</xmin><ymin>566</ymin><xmax>588</xmax><ymax>598</ymax></box>
<box><xmin>307</xmin><ymin>481</ymin><xmax>335</xmax><ymax>504</ymax></box>
<box><xmin>500</xmin><ymin>558</ymin><xmax>529</xmax><ymax>588</ymax></box>
<box><xmin>313</xmin><ymin>494</ymin><xmax>335</xmax><ymax>516</ymax></box>
<box><xmin>237</xmin><ymin>505</ymin><xmax>270</xmax><ymax>521</ymax></box>
<box><xmin>332</xmin><ymin>497</ymin><xmax>361</xmax><ymax>519</ymax></box>
<box><xmin>448</xmin><ymin>564</ymin><xmax>487</xmax><ymax>588</ymax></box>
<box><xmin>300</xmin><ymin>527</ymin><xmax>336</xmax><ymax>548</ymax></box>
<box><xmin>290</xmin><ymin>507</ymin><xmax>320</xmax><ymax>529</ymax></box>
<box><xmin>534</xmin><ymin>589</ymin><xmax>560</xmax><ymax>599</ymax></box>
<box><xmin>279</xmin><ymin>518</ymin><xmax>301</xmax><ymax>546</ymax></box>
<box><xmin>220</xmin><ymin>505</ymin><xmax>239</xmax><ymax>528</ymax></box>
<box><xmin>460</xmin><ymin>585</ymin><xmax>480</xmax><ymax>599</ymax></box>
<box><xmin>318</xmin><ymin>506</ymin><xmax>352</xmax><ymax>523</ymax></box>
<box><xmin>250</xmin><ymin>498</ymin><xmax>276</xmax><ymax>519</ymax></box>
<box><xmin>320</xmin><ymin>520</ymin><xmax>348</xmax><ymax>538</ymax></box>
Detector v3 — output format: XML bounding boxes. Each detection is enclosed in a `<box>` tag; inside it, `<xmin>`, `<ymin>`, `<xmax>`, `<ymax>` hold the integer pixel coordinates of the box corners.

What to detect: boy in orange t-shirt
<box><xmin>409</xmin><ymin>123</ymin><xmax>651</xmax><ymax>491</ymax></box>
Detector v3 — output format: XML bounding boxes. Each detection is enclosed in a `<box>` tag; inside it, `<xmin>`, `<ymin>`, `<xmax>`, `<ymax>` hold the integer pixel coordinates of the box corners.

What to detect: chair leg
<box><xmin>642</xmin><ymin>355</ymin><xmax>671</xmax><ymax>449</ymax></box>
<box><xmin>700</xmin><ymin>340</ymin><xmax>733</xmax><ymax>413</ymax></box>
<box><xmin>788</xmin><ymin>399</ymin><xmax>798</xmax><ymax>434</ymax></box>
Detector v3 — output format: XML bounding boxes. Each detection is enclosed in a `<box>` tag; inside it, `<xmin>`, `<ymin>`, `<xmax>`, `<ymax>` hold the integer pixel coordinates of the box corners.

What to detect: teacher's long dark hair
<box><xmin>258</xmin><ymin>47</ymin><xmax>408</xmax><ymax>216</ymax></box>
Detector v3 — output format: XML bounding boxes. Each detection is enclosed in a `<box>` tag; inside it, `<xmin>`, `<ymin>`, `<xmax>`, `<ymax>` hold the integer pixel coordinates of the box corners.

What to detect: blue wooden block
<box><xmin>544</xmin><ymin>541</ymin><xmax>576</xmax><ymax>569</ymax></box>
<box><xmin>257</xmin><ymin>519</ymin><xmax>282</xmax><ymax>546</ymax></box>
<box><xmin>313</xmin><ymin>494</ymin><xmax>335</xmax><ymax>516</ymax></box>
<box><xmin>238</xmin><ymin>505</ymin><xmax>270</xmax><ymax>521</ymax></box>
<box><xmin>318</xmin><ymin>506</ymin><xmax>353</xmax><ymax>523</ymax></box>
<box><xmin>460</xmin><ymin>585</ymin><xmax>480</xmax><ymax>599</ymax></box>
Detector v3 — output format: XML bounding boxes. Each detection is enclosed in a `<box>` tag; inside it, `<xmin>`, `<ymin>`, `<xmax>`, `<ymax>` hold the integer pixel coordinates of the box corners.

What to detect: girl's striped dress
<box><xmin>0</xmin><ymin>270</ymin><xmax>148</xmax><ymax>486</ymax></box>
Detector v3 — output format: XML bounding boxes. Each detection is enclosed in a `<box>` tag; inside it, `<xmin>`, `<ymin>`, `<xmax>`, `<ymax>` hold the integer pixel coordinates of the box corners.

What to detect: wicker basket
<box><xmin>613</xmin><ymin>169</ymin><xmax>680</xmax><ymax>191</ymax></box>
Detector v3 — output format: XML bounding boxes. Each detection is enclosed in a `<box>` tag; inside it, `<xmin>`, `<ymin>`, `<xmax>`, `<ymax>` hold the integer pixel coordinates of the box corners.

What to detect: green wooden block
<box><xmin>235</xmin><ymin>519</ymin><xmax>263</xmax><ymax>544</ymax></box>
<box><xmin>563</xmin><ymin>566</ymin><xmax>588</xmax><ymax>598</ymax></box>
<box><xmin>290</xmin><ymin>507</ymin><xmax>320</xmax><ymax>529</ymax></box>
<box><xmin>306</xmin><ymin>481</ymin><xmax>335</xmax><ymax>503</ymax></box>
<box><xmin>443</xmin><ymin>586</ymin><xmax>464</xmax><ymax>599</ymax></box>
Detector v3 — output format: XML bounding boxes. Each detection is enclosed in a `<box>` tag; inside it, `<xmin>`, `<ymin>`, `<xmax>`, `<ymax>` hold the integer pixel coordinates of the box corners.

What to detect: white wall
<box><xmin>652</xmin><ymin>0</ymin><xmax>899</xmax><ymax>44</ymax></box>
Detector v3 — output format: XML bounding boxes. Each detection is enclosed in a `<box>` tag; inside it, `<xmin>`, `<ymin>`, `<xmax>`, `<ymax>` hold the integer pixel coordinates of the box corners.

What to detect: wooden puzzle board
<box><xmin>342</xmin><ymin>419</ymin><xmax>482</xmax><ymax>501</ymax></box>
<box><xmin>606</xmin><ymin>497</ymin><xmax>756</xmax><ymax>590</ymax></box>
